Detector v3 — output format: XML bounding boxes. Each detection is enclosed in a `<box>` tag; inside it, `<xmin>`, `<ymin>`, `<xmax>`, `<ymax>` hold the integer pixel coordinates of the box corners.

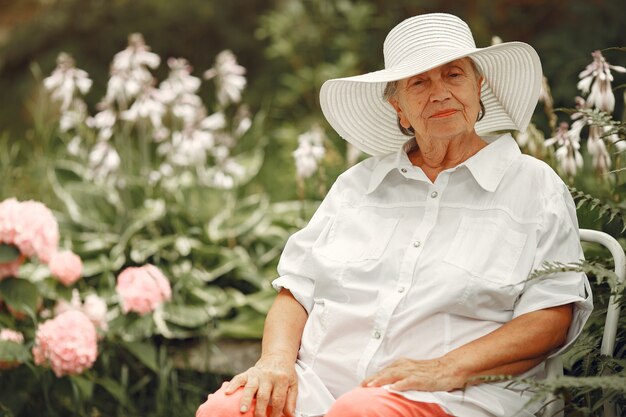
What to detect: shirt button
<box><xmin>400</xmin><ymin>168</ymin><xmax>407</xmax><ymax>173</ymax></box>
<box><xmin>398</xmin><ymin>286</ymin><xmax>405</xmax><ymax>293</ymax></box>
<box><xmin>430</xmin><ymin>191</ymin><xmax>439</xmax><ymax>198</ymax></box>
<box><xmin>413</xmin><ymin>241</ymin><xmax>421</xmax><ymax>248</ymax></box>
<box><xmin>373</xmin><ymin>330</ymin><xmax>381</xmax><ymax>339</ymax></box>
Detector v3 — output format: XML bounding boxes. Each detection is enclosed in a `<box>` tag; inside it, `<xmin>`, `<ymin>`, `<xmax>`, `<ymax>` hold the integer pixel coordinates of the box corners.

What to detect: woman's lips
<box><xmin>431</xmin><ymin>110</ymin><xmax>458</xmax><ymax>118</ymax></box>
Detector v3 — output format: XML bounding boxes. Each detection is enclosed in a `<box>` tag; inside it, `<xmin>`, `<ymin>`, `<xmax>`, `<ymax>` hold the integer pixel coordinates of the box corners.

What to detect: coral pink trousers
<box><xmin>196</xmin><ymin>383</ymin><xmax>453</xmax><ymax>417</ymax></box>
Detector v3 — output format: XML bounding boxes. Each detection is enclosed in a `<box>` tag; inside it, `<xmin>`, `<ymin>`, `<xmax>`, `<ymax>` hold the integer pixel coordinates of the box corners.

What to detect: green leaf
<box><xmin>0</xmin><ymin>340</ymin><xmax>29</xmax><ymax>363</ymax></box>
<box><xmin>216</xmin><ymin>306</ymin><xmax>266</xmax><ymax>339</ymax></box>
<box><xmin>110</xmin><ymin>199</ymin><xmax>166</xmax><ymax>261</ymax></box>
<box><xmin>69</xmin><ymin>375</ymin><xmax>94</xmax><ymax>401</ymax></box>
<box><xmin>162</xmin><ymin>304</ymin><xmax>212</xmax><ymax>328</ymax></box>
<box><xmin>0</xmin><ymin>244</ymin><xmax>20</xmax><ymax>263</ymax></box>
<box><xmin>95</xmin><ymin>377</ymin><xmax>129</xmax><ymax>407</ymax></box>
<box><xmin>0</xmin><ymin>278</ymin><xmax>39</xmax><ymax>317</ymax></box>
<box><xmin>109</xmin><ymin>312</ymin><xmax>154</xmax><ymax>341</ymax></box>
<box><xmin>207</xmin><ymin>194</ymin><xmax>269</xmax><ymax>241</ymax></box>
<box><xmin>120</xmin><ymin>341</ymin><xmax>159</xmax><ymax>373</ymax></box>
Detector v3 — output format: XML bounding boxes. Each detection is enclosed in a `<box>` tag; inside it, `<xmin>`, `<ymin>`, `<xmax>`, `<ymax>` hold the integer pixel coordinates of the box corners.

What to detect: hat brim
<box><xmin>320</xmin><ymin>42</ymin><xmax>542</xmax><ymax>156</ymax></box>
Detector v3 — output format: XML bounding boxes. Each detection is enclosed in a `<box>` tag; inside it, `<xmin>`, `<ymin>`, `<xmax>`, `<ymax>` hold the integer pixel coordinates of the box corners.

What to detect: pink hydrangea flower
<box><xmin>0</xmin><ymin>198</ymin><xmax>59</xmax><ymax>263</ymax></box>
<box><xmin>0</xmin><ymin>328</ymin><xmax>25</xmax><ymax>370</ymax></box>
<box><xmin>32</xmin><ymin>310</ymin><xmax>98</xmax><ymax>377</ymax></box>
<box><xmin>55</xmin><ymin>290</ymin><xmax>108</xmax><ymax>333</ymax></box>
<box><xmin>116</xmin><ymin>264</ymin><xmax>172</xmax><ymax>315</ymax></box>
<box><xmin>0</xmin><ymin>328</ymin><xmax>24</xmax><ymax>343</ymax></box>
<box><xmin>49</xmin><ymin>250</ymin><xmax>83</xmax><ymax>286</ymax></box>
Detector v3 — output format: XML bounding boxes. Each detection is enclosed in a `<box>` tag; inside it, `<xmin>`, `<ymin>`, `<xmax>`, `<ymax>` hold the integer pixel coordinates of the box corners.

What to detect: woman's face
<box><xmin>388</xmin><ymin>58</ymin><xmax>483</xmax><ymax>142</ymax></box>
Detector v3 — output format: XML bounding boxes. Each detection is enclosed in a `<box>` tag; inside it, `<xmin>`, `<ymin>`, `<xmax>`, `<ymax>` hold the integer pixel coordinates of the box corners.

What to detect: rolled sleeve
<box><xmin>513</xmin><ymin>185</ymin><xmax>593</xmax><ymax>357</ymax></box>
<box><xmin>271</xmin><ymin>181</ymin><xmax>342</xmax><ymax>315</ymax></box>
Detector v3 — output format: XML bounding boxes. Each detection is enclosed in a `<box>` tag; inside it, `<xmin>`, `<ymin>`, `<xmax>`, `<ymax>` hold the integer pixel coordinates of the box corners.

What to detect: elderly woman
<box><xmin>197</xmin><ymin>13</ymin><xmax>592</xmax><ymax>417</ymax></box>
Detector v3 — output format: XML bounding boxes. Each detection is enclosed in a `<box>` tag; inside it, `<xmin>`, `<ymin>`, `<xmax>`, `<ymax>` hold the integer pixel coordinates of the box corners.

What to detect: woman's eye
<box><xmin>449</xmin><ymin>72</ymin><xmax>463</xmax><ymax>78</ymax></box>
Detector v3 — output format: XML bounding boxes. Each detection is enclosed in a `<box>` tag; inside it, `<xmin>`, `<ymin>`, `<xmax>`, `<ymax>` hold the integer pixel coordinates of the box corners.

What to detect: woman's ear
<box><xmin>388</xmin><ymin>98</ymin><xmax>411</xmax><ymax>130</ymax></box>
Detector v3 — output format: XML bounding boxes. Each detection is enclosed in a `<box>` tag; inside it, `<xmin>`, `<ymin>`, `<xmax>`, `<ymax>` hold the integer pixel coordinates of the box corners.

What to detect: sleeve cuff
<box><xmin>272</xmin><ymin>274</ymin><xmax>315</xmax><ymax>314</ymax></box>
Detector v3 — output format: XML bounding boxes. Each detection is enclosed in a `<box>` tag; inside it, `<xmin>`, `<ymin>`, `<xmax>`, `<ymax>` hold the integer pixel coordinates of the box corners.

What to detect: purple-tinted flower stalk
<box><xmin>544</xmin><ymin>122</ymin><xmax>583</xmax><ymax>179</ymax></box>
<box><xmin>578</xmin><ymin>50</ymin><xmax>626</xmax><ymax>113</ymax></box>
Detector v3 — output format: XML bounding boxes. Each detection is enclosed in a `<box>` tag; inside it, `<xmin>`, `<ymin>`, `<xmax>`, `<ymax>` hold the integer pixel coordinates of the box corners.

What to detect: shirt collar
<box><xmin>366</xmin><ymin>133</ymin><xmax>521</xmax><ymax>194</ymax></box>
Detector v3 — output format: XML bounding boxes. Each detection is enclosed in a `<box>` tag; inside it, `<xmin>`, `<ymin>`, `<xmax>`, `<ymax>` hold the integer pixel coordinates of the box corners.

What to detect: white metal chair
<box><xmin>541</xmin><ymin>229</ymin><xmax>625</xmax><ymax>417</ymax></box>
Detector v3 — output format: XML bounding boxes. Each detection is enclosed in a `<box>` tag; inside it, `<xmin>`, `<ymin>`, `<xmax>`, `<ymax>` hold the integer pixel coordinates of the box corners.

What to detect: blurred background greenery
<box><xmin>1</xmin><ymin>0</ymin><xmax>626</xmax><ymax>202</ymax></box>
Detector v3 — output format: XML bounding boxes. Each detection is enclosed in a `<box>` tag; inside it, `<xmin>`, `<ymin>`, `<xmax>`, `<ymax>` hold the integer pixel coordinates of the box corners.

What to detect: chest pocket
<box><xmin>313</xmin><ymin>207</ymin><xmax>400</xmax><ymax>263</ymax></box>
<box><xmin>443</xmin><ymin>216</ymin><xmax>527</xmax><ymax>285</ymax></box>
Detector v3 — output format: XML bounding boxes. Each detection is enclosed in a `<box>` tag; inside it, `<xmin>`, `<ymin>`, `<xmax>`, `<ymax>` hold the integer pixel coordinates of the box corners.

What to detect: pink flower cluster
<box><xmin>55</xmin><ymin>290</ymin><xmax>108</xmax><ymax>332</ymax></box>
<box><xmin>116</xmin><ymin>264</ymin><xmax>172</xmax><ymax>315</ymax></box>
<box><xmin>0</xmin><ymin>198</ymin><xmax>59</xmax><ymax>265</ymax></box>
<box><xmin>0</xmin><ymin>328</ymin><xmax>25</xmax><ymax>370</ymax></box>
<box><xmin>32</xmin><ymin>310</ymin><xmax>98</xmax><ymax>377</ymax></box>
<box><xmin>49</xmin><ymin>250</ymin><xmax>83</xmax><ymax>286</ymax></box>
<box><xmin>0</xmin><ymin>328</ymin><xmax>24</xmax><ymax>343</ymax></box>
<box><xmin>0</xmin><ymin>198</ymin><xmax>84</xmax><ymax>285</ymax></box>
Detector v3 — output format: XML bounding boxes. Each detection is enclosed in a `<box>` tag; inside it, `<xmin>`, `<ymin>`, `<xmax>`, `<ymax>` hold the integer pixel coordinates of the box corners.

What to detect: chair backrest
<box><xmin>541</xmin><ymin>229</ymin><xmax>625</xmax><ymax>417</ymax></box>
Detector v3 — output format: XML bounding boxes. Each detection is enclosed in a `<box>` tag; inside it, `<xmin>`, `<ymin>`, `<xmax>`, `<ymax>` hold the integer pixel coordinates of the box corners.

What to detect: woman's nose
<box><xmin>429</xmin><ymin>79</ymin><xmax>451</xmax><ymax>101</ymax></box>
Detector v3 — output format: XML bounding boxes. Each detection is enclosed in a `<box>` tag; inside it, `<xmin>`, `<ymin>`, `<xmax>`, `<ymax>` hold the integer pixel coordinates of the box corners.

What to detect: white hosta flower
<box><xmin>293</xmin><ymin>126</ymin><xmax>326</xmax><ymax>179</ymax></box>
<box><xmin>545</xmin><ymin>122</ymin><xmax>583</xmax><ymax>178</ymax></box>
<box><xmin>159</xmin><ymin>58</ymin><xmax>202</xmax><ymax>102</ymax></box>
<box><xmin>120</xmin><ymin>87</ymin><xmax>166</xmax><ymax>129</ymax></box>
<box><xmin>212</xmin><ymin>158</ymin><xmax>245</xmax><ymax>189</ymax></box>
<box><xmin>234</xmin><ymin>105</ymin><xmax>252</xmax><ymax>137</ymax></box>
<box><xmin>587</xmin><ymin>126</ymin><xmax>611</xmax><ymax>174</ymax></box>
<box><xmin>577</xmin><ymin>50</ymin><xmax>626</xmax><ymax>113</ymax></box>
<box><xmin>171</xmin><ymin>94</ymin><xmax>205</xmax><ymax>127</ymax></box>
<box><xmin>204</xmin><ymin>50</ymin><xmax>247</xmax><ymax>106</ymax></box>
<box><xmin>59</xmin><ymin>100</ymin><xmax>87</xmax><ymax>132</ymax></box>
<box><xmin>67</xmin><ymin>136</ymin><xmax>82</xmax><ymax>156</ymax></box>
<box><xmin>604</xmin><ymin>126</ymin><xmax>626</xmax><ymax>153</ymax></box>
<box><xmin>88</xmin><ymin>141</ymin><xmax>121</xmax><ymax>182</ymax></box>
<box><xmin>165</xmin><ymin>129</ymin><xmax>214</xmax><ymax>166</ymax></box>
<box><xmin>201</xmin><ymin>112</ymin><xmax>227</xmax><ymax>131</ymax></box>
<box><xmin>87</xmin><ymin>108</ymin><xmax>117</xmax><ymax>141</ymax></box>
<box><xmin>112</xmin><ymin>33</ymin><xmax>160</xmax><ymax>73</ymax></box>
<box><xmin>515</xmin><ymin>122</ymin><xmax>545</xmax><ymax>157</ymax></box>
<box><xmin>104</xmin><ymin>34</ymin><xmax>160</xmax><ymax>106</ymax></box>
<box><xmin>44</xmin><ymin>53</ymin><xmax>92</xmax><ymax>112</ymax></box>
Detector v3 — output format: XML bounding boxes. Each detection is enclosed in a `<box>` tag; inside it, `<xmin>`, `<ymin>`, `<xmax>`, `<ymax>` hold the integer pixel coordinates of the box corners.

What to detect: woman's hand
<box><xmin>225</xmin><ymin>353</ymin><xmax>298</xmax><ymax>417</ymax></box>
<box><xmin>361</xmin><ymin>357</ymin><xmax>467</xmax><ymax>392</ymax></box>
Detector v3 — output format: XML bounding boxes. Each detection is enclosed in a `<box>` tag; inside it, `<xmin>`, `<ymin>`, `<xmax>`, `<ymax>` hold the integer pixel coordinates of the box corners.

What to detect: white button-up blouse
<box><xmin>272</xmin><ymin>133</ymin><xmax>593</xmax><ymax>417</ymax></box>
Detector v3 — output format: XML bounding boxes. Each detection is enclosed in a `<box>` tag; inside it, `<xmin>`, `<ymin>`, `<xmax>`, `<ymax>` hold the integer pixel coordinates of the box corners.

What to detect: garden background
<box><xmin>0</xmin><ymin>0</ymin><xmax>625</xmax><ymax>416</ymax></box>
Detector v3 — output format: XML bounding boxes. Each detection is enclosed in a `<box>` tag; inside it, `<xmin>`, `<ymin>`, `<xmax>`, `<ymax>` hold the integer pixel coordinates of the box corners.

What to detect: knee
<box><xmin>326</xmin><ymin>387</ymin><xmax>384</xmax><ymax>417</ymax></box>
<box><xmin>196</xmin><ymin>383</ymin><xmax>246</xmax><ymax>417</ymax></box>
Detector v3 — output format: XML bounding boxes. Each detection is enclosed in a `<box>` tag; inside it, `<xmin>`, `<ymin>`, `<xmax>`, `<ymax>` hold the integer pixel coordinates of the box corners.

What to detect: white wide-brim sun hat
<box><xmin>319</xmin><ymin>13</ymin><xmax>543</xmax><ymax>156</ymax></box>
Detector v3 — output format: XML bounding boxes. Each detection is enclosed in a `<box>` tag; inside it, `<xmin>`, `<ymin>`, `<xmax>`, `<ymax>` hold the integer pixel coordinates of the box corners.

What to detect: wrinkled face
<box><xmin>388</xmin><ymin>58</ymin><xmax>483</xmax><ymax>142</ymax></box>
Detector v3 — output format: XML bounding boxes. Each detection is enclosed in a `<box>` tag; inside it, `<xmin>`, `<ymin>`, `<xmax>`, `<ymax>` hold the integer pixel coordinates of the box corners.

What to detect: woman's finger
<box><xmin>239</xmin><ymin>374</ymin><xmax>259</xmax><ymax>413</ymax></box>
<box><xmin>268</xmin><ymin>378</ymin><xmax>289</xmax><ymax>417</ymax></box>
<box><xmin>254</xmin><ymin>378</ymin><xmax>273</xmax><ymax>417</ymax></box>
<box><xmin>284</xmin><ymin>384</ymin><xmax>298</xmax><ymax>417</ymax></box>
<box><xmin>389</xmin><ymin>376</ymin><xmax>420</xmax><ymax>392</ymax></box>
<box><xmin>225</xmin><ymin>373</ymin><xmax>247</xmax><ymax>394</ymax></box>
<box><xmin>364</xmin><ymin>370</ymin><xmax>402</xmax><ymax>387</ymax></box>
